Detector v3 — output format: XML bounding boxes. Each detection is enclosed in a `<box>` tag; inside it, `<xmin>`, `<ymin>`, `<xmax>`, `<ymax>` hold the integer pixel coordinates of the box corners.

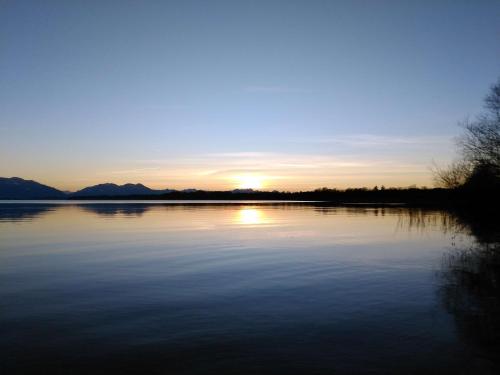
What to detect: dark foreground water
<box><xmin>1</xmin><ymin>202</ymin><xmax>499</xmax><ymax>374</ymax></box>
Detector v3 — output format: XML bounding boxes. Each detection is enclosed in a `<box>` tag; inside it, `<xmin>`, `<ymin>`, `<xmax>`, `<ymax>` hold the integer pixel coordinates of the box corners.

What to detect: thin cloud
<box><xmin>117</xmin><ymin>148</ymin><xmax>447</xmax><ymax>190</ymax></box>
<box><xmin>109</xmin><ymin>167</ymin><xmax>161</xmax><ymax>175</ymax></box>
<box><xmin>297</xmin><ymin>134</ymin><xmax>452</xmax><ymax>147</ymax></box>
<box><xmin>206</xmin><ymin>152</ymin><xmax>274</xmax><ymax>158</ymax></box>
<box><xmin>244</xmin><ymin>86</ymin><xmax>311</xmax><ymax>93</ymax></box>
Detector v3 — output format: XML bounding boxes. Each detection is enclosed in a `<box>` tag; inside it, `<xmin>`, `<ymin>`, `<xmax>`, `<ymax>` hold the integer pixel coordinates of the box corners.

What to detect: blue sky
<box><xmin>1</xmin><ymin>0</ymin><xmax>499</xmax><ymax>190</ymax></box>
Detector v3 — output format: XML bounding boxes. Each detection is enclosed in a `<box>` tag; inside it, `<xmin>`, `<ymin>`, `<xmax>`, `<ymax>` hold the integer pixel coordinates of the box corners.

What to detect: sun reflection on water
<box><xmin>236</xmin><ymin>208</ymin><xmax>268</xmax><ymax>226</ymax></box>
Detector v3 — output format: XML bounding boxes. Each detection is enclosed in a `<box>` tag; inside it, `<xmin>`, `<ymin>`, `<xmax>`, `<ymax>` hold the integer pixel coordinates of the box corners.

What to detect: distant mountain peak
<box><xmin>231</xmin><ymin>188</ymin><xmax>256</xmax><ymax>194</ymax></box>
<box><xmin>181</xmin><ymin>188</ymin><xmax>198</xmax><ymax>193</ymax></box>
<box><xmin>0</xmin><ymin>177</ymin><xmax>66</xmax><ymax>199</ymax></box>
<box><xmin>70</xmin><ymin>182</ymin><xmax>174</xmax><ymax>198</ymax></box>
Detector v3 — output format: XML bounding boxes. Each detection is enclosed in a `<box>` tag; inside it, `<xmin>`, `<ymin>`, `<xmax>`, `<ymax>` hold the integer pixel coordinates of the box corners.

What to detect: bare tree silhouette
<box><xmin>434</xmin><ymin>79</ymin><xmax>500</xmax><ymax>191</ymax></box>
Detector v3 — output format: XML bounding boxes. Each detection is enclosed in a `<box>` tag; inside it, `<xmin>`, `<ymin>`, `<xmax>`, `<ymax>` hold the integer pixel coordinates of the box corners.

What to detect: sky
<box><xmin>1</xmin><ymin>0</ymin><xmax>499</xmax><ymax>191</ymax></box>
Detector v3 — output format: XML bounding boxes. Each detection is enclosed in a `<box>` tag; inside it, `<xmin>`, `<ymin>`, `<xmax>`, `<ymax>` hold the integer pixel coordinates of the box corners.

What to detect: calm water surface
<box><xmin>0</xmin><ymin>202</ymin><xmax>498</xmax><ymax>374</ymax></box>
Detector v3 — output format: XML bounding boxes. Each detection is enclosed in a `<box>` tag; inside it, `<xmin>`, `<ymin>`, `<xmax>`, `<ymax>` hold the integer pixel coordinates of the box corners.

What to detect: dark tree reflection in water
<box><xmin>401</xmin><ymin>208</ymin><xmax>500</xmax><ymax>372</ymax></box>
<box><xmin>439</xmin><ymin>209</ymin><xmax>500</xmax><ymax>372</ymax></box>
<box><xmin>441</xmin><ymin>241</ymin><xmax>500</xmax><ymax>364</ymax></box>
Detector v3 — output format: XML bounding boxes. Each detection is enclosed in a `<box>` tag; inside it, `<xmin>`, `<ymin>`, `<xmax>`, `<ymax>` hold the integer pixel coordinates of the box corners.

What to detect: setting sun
<box><xmin>234</xmin><ymin>175</ymin><xmax>265</xmax><ymax>190</ymax></box>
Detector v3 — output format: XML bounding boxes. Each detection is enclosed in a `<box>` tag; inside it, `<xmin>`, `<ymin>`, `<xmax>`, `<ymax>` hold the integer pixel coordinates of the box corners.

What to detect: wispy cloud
<box><xmin>109</xmin><ymin>167</ymin><xmax>161</xmax><ymax>175</ymax></box>
<box><xmin>100</xmin><ymin>133</ymin><xmax>455</xmax><ymax>190</ymax></box>
<box><xmin>118</xmin><ymin>149</ymin><xmax>440</xmax><ymax>190</ymax></box>
<box><xmin>244</xmin><ymin>86</ymin><xmax>311</xmax><ymax>93</ymax></box>
<box><xmin>206</xmin><ymin>152</ymin><xmax>273</xmax><ymax>158</ymax></box>
<box><xmin>297</xmin><ymin>134</ymin><xmax>452</xmax><ymax>147</ymax></box>
<box><xmin>142</xmin><ymin>104</ymin><xmax>192</xmax><ymax>111</ymax></box>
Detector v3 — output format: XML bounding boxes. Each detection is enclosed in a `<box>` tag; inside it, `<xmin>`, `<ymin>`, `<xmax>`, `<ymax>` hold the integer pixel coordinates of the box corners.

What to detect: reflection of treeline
<box><xmin>398</xmin><ymin>204</ymin><xmax>500</xmax><ymax>369</ymax></box>
<box><xmin>0</xmin><ymin>202</ymin><xmax>336</xmax><ymax>221</ymax></box>
<box><xmin>436</xmin><ymin>205</ymin><xmax>500</xmax><ymax>371</ymax></box>
<box><xmin>395</xmin><ymin>205</ymin><xmax>500</xmax><ymax>243</ymax></box>
<box><xmin>440</xmin><ymin>241</ymin><xmax>500</xmax><ymax>370</ymax></box>
<box><xmin>395</xmin><ymin>208</ymin><xmax>459</xmax><ymax>235</ymax></box>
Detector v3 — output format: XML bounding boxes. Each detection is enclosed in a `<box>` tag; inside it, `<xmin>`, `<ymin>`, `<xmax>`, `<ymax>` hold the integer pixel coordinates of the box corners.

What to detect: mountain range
<box><xmin>0</xmin><ymin>177</ymin><xmax>67</xmax><ymax>199</ymax></box>
<box><xmin>0</xmin><ymin>177</ymin><xmax>181</xmax><ymax>199</ymax></box>
<box><xmin>71</xmin><ymin>183</ymin><xmax>175</xmax><ymax>197</ymax></box>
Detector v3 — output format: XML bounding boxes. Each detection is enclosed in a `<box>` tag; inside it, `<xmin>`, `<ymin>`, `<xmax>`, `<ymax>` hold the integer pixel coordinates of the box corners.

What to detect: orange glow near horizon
<box><xmin>233</xmin><ymin>175</ymin><xmax>266</xmax><ymax>190</ymax></box>
<box><xmin>4</xmin><ymin>161</ymin><xmax>439</xmax><ymax>192</ymax></box>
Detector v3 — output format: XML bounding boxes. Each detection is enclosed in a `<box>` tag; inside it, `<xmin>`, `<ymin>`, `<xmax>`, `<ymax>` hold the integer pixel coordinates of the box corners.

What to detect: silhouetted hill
<box><xmin>2</xmin><ymin>177</ymin><xmax>498</xmax><ymax>207</ymax></box>
<box><xmin>231</xmin><ymin>188</ymin><xmax>256</xmax><ymax>194</ymax></box>
<box><xmin>0</xmin><ymin>177</ymin><xmax>66</xmax><ymax>199</ymax></box>
<box><xmin>70</xmin><ymin>183</ymin><xmax>174</xmax><ymax>198</ymax></box>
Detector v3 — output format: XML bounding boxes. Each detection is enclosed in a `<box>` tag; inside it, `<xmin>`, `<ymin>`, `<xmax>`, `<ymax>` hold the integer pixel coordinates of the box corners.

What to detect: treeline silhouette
<box><xmin>66</xmin><ymin>186</ymin><xmax>498</xmax><ymax>207</ymax></box>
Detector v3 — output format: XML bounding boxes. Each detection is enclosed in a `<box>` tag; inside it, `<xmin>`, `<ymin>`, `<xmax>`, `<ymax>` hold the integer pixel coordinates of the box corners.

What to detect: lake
<box><xmin>1</xmin><ymin>202</ymin><xmax>498</xmax><ymax>374</ymax></box>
